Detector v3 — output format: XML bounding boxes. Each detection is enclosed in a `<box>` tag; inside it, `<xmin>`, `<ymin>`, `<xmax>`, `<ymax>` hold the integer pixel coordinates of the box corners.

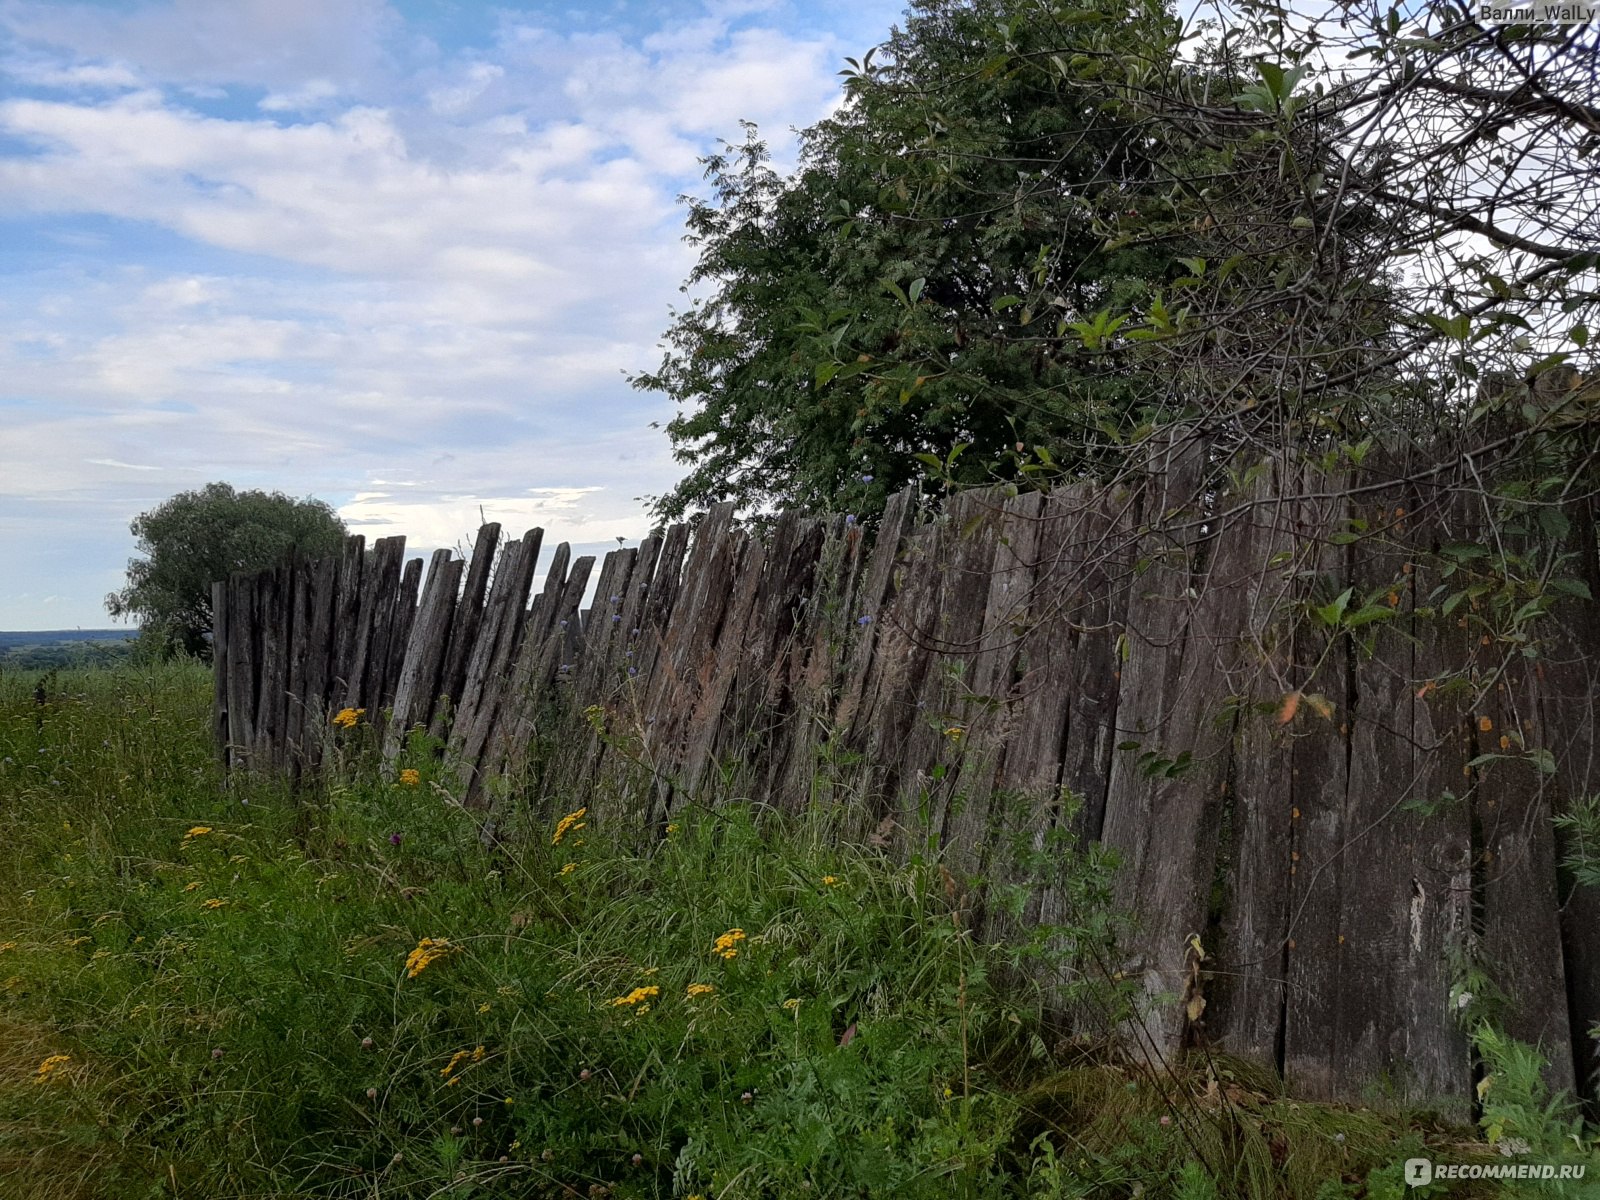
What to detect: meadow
<box><xmin>0</xmin><ymin>664</ymin><xmax>1593</xmax><ymax>1198</ymax></box>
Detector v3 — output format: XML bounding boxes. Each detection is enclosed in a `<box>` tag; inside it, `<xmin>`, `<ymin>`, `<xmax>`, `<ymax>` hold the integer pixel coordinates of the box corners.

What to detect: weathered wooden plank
<box><xmin>1396</xmin><ymin>493</ymin><xmax>1475</xmax><ymax>1110</ymax></box>
<box><xmin>1204</xmin><ymin>462</ymin><xmax>1307</xmax><ymax>1070</ymax></box>
<box><xmin>225</xmin><ymin>570</ymin><xmax>258</xmax><ymax>771</ymax></box>
<box><xmin>1478</xmin><ymin>626</ymin><xmax>1574</xmax><ymax>1091</ymax></box>
<box><xmin>1541</xmin><ymin>487</ymin><xmax>1600</xmax><ymax>1099</ymax></box>
<box><xmin>434</xmin><ymin>523</ymin><xmax>502</xmax><ymax>730</ymax></box>
<box><xmin>1319</xmin><ymin>487</ymin><xmax>1466</xmax><ymax>1101</ymax></box>
<box><xmin>344</xmin><ymin>535</ymin><xmax>405</xmax><ymax>711</ymax></box>
<box><xmin>211</xmin><ymin>578</ymin><xmax>231</xmax><ymax>769</ymax></box>
<box><xmin>938</xmin><ymin>491</ymin><xmax>1040</xmax><ymax>878</ymax></box>
<box><xmin>283</xmin><ymin>554</ymin><xmax>312</xmax><ymax>777</ymax></box>
<box><xmin>385</xmin><ymin>550</ymin><xmax>460</xmax><ymax>759</ymax></box>
<box><xmin>680</xmin><ymin>533</ymin><xmax>766</xmax><ymax>799</ymax></box>
<box><xmin>254</xmin><ymin>560</ymin><xmax>292</xmax><ymax>773</ymax></box>
<box><xmin>1280</xmin><ymin>472</ymin><xmax>1355</xmax><ymax>1100</ymax></box>
<box><xmin>638</xmin><ymin>504</ymin><xmax>740</xmax><ymax>817</ymax></box>
<box><xmin>453</xmin><ymin>531</ymin><xmax>542</xmax><ymax>799</ymax></box>
<box><xmin>378</xmin><ymin>556</ymin><xmax>424</xmax><ymax>718</ymax></box>
<box><xmin>1097</xmin><ymin>431</ymin><xmax>1217</xmax><ymax>1061</ymax></box>
<box><xmin>301</xmin><ymin>553</ymin><xmax>340</xmax><ymax>769</ymax></box>
<box><xmin>329</xmin><ymin>535</ymin><xmax>367</xmax><ymax>701</ymax></box>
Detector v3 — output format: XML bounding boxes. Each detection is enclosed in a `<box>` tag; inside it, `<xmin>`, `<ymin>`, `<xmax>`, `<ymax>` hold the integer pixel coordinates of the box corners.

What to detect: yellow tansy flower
<box><xmin>552</xmin><ymin>807</ymin><xmax>588</xmax><ymax>846</ymax></box>
<box><xmin>183</xmin><ymin>826</ymin><xmax>212</xmax><ymax>840</ymax></box>
<box><xmin>331</xmin><ymin>707</ymin><xmax>365</xmax><ymax>729</ymax></box>
<box><xmin>405</xmin><ymin>936</ymin><xmax>456</xmax><ymax>979</ymax></box>
<box><xmin>202</xmin><ymin>898</ymin><xmax>227</xmax><ymax>910</ymax></box>
<box><xmin>33</xmin><ymin>1054</ymin><xmax>70</xmax><ymax>1083</ymax></box>
<box><xmin>398</xmin><ymin>768</ymin><xmax>421</xmax><ymax>786</ymax></box>
<box><xmin>686</xmin><ymin>983</ymin><xmax>716</xmax><ymax>999</ymax></box>
<box><xmin>712</xmin><ymin>928</ymin><xmax>747</xmax><ymax>960</ymax></box>
<box><xmin>610</xmin><ymin>985</ymin><xmax>660</xmax><ymax>1008</ymax></box>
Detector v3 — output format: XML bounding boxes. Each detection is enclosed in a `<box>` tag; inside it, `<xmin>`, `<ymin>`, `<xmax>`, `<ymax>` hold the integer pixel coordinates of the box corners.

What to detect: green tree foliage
<box><xmin>106</xmin><ymin>483</ymin><xmax>346</xmax><ymax>658</ymax></box>
<box><xmin>636</xmin><ymin>0</ymin><xmax>1598</xmax><ymax>523</ymax></box>
<box><xmin>636</xmin><ymin>0</ymin><xmax>1192</xmax><ymax>522</ymax></box>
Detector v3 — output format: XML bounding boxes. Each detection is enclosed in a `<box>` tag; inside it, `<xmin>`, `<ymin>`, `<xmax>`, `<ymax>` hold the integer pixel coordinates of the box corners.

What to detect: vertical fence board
<box><xmin>386</xmin><ymin>550</ymin><xmax>461</xmax><ymax>758</ymax></box>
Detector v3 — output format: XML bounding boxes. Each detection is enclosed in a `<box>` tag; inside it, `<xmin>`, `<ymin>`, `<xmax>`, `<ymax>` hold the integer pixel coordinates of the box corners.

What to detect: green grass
<box><xmin>1</xmin><ymin>664</ymin><xmax>1594</xmax><ymax>1198</ymax></box>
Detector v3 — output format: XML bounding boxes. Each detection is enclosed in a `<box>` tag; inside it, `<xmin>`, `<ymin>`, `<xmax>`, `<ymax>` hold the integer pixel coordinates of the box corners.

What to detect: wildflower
<box><xmin>441</xmin><ymin>1050</ymin><xmax>470</xmax><ymax>1077</ymax></box>
<box><xmin>183</xmin><ymin>826</ymin><xmax>213</xmax><ymax>840</ymax></box>
<box><xmin>202</xmin><ymin>898</ymin><xmax>227</xmax><ymax>910</ymax></box>
<box><xmin>845</xmin><ymin>514</ymin><xmax>856</xmax><ymax>525</ymax></box>
<box><xmin>478</xmin><ymin>1002</ymin><xmax>491</xmax><ymax>1014</ymax></box>
<box><xmin>943</xmin><ymin>726</ymin><xmax>965</xmax><ymax>740</ymax></box>
<box><xmin>552</xmin><ymin>807</ymin><xmax>588</xmax><ymax>846</ymax></box>
<box><xmin>361</xmin><ymin>1037</ymin><xmax>374</xmax><ymax>1050</ymax></box>
<box><xmin>211</xmin><ymin>1048</ymin><xmax>224</xmax><ymax>1060</ymax></box>
<box><xmin>712</xmin><ymin>928</ymin><xmax>746</xmax><ymax>960</ymax></box>
<box><xmin>473</xmin><ymin>1116</ymin><xmax>484</xmax><ymax>1128</ymax></box>
<box><xmin>183</xmin><ymin>880</ymin><xmax>202</xmax><ymax>892</ymax></box>
<box><xmin>822</xmin><ymin>875</ymin><xmax>840</xmax><ymax>886</ymax></box>
<box><xmin>33</xmin><ymin>1054</ymin><xmax>71</xmax><ymax>1083</ymax></box>
<box><xmin>398</xmin><ymin>768</ymin><xmax>421</xmax><ymax>786</ymax></box>
<box><xmin>783</xmin><ymin>998</ymin><xmax>801</xmax><ymax>1011</ymax></box>
<box><xmin>405</xmin><ymin>936</ymin><xmax>456</xmax><ymax>979</ymax></box>
<box><xmin>686</xmin><ymin>983</ymin><xmax>716</xmax><ymax>999</ymax></box>
<box><xmin>331</xmin><ymin>707</ymin><xmax>365</xmax><ymax>729</ymax></box>
<box><xmin>610</xmin><ymin>985</ymin><xmax>660</xmax><ymax>1008</ymax></box>
<box><xmin>861</xmin><ymin>474</ymin><xmax>874</xmax><ymax>483</ymax></box>
<box><xmin>389</xmin><ymin>832</ymin><xmax>404</xmax><ymax>846</ymax></box>
<box><xmin>856</xmin><ymin>615</ymin><xmax>872</xmax><ymax>626</ymax></box>
<box><xmin>558</xmin><ymin>862</ymin><xmax>576</xmax><ymax>877</ymax></box>
<box><xmin>665</xmin><ymin>823</ymin><xmax>679</xmax><ymax>835</ymax></box>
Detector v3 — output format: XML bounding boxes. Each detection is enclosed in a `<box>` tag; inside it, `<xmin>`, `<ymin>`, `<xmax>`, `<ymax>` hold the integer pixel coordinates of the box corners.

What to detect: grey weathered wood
<box><xmin>208</xmin><ymin>455</ymin><xmax>1600</xmax><ymax>1112</ymax></box>
<box><xmin>1098</xmin><ymin>431</ymin><xmax>1216</xmax><ymax>1062</ymax></box>
<box><xmin>212</xmin><ymin>578</ymin><xmax>230</xmax><ymax>769</ymax></box>
<box><xmin>452</xmin><ymin>531</ymin><xmax>542</xmax><ymax>798</ymax></box>
<box><xmin>301</xmin><ymin>554</ymin><xmax>339</xmax><ymax>768</ymax></box>
<box><xmin>343</xmin><ymin>536</ymin><xmax>405</xmax><ymax>710</ymax></box>
<box><xmin>385</xmin><ymin>550</ymin><xmax>460</xmax><ymax>758</ymax></box>
<box><xmin>434</xmin><ymin>523</ymin><xmax>502</xmax><ymax>732</ymax></box>
<box><xmin>224</xmin><ymin>571</ymin><xmax>257</xmax><ymax>769</ymax></box>
<box><xmin>1207</xmin><ymin>461</ymin><xmax>1307</xmax><ymax>1068</ymax></box>
<box><xmin>284</xmin><ymin>555</ymin><xmax>312</xmax><ymax>776</ymax></box>
<box><xmin>329</xmin><ymin>535</ymin><xmax>367</xmax><ymax>700</ymax></box>
<box><xmin>1542</xmin><ymin>487</ymin><xmax>1600</xmax><ymax>1097</ymax></box>
<box><xmin>376</xmin><ymin>555</ymin><xmax>424</xmax><ymax>718</ymax></box>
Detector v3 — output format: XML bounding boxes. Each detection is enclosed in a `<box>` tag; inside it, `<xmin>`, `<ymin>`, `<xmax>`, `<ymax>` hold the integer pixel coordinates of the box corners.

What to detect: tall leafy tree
<box><xmin>635</xmin><ymin>0</ymin><xmax>1192</xmax><ymax>522</ymax></box>
<box><xmin>636</xmin><ymin>0</ymin><xmax>1597</xmax><ymax>523</ymax></box>
<box><xmin>107</xmin><ymin>483</ymin><xmax>347</xmax><ymax>659</ymax></box>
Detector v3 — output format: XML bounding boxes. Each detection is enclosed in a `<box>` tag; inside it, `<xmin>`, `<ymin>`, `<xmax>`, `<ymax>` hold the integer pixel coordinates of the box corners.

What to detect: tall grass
<box><xmin>1</xmin><ymin>665</ymin><xmax>1592</xmax><ymax>1198</ymax></box>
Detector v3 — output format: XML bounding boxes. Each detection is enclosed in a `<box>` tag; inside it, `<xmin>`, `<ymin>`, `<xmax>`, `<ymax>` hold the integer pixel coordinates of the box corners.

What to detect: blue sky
<box><xmin>0</xmin><ymin>0</ymin><xmax>906</xmax><ymax>630</ymax></box>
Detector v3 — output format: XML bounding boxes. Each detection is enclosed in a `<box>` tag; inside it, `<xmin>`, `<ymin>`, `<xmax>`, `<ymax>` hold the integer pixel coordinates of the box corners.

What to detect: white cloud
<box><xmin>1</xmin><ymin>0</ymin><xmax>399</xmax><ymax>93</ymax></box>
<box><xmin>0</xmin><ymin>0</ymin><xmax>906</xmax><ymax>627</ymax></box>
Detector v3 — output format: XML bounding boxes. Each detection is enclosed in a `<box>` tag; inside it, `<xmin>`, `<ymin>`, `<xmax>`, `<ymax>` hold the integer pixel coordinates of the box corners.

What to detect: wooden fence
<box><xmin>212</xmin><ymin>436</ymin><xmax>1600</xmax><ymax>1111</ymax></box>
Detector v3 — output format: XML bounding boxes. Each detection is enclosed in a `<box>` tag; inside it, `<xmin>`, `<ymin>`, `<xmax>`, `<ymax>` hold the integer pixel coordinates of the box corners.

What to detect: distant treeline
<box><xmin>0</xmin><ymin>630</ymin><xmax>136</xmax><ymax>671</ymax></box>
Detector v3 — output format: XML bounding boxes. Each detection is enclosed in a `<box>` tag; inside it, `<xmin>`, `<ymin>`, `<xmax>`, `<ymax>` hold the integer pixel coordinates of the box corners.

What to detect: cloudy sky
<box><xmin>0</xmin><ymin>0</ymin><xmax>905</xmax><ymax>630</ymax></box>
